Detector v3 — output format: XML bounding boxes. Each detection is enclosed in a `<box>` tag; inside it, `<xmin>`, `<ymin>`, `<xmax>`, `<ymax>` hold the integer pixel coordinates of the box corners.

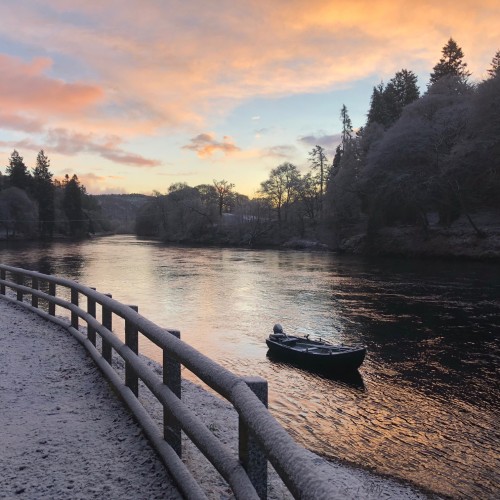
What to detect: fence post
<box><xmin>240</xmin><ymin>376</ymin><xmax>268</xmax><ymax>500</ymax></box>
<box><xmin>71</xmin><ymin>287</ymin><xmax>79</xmax><ymax>329</ymax></box>
<box><xmin>1</xmin><ymin>269</ymin><xmax>5</xmax><ymax>295</ymax></box>
<box><xmin>163</xmin><ymin>329</ymin><xmax>181</xmax><ymax>457</ymax></box>
<box><xmin>87</xmin><ymin>288</ymin><xmax>96</xmax><ymax>346</ymax></box>
<box><xmin>31</xmin><ymin>276</ymin><xmax>39</xmax><ymax>308</ymax></box>
<box><xmin>48</xmin><ymin>282</ymin><xmax>56</xmax><ymax>316</ymax></box>
<box><xmin>16</xmin><ymin>273</ymin><xmax>23</xmax><ymax>302</ymax></box>
<box><xmin>125</xmin><ymin>305</ymin><xmax>139</xmax><ymax>397</ymax></box>
<box><xmin>102</xmin><ymin>294</ymin><xmax>112</xmax><ymax>364</ymax></box>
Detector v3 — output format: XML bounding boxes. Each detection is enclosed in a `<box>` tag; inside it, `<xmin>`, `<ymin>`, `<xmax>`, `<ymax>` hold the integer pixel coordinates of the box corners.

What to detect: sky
<box><xmin>0</xmin><ymin>1</ymin><xmax>498</xmax><ymax>197</ymax></box>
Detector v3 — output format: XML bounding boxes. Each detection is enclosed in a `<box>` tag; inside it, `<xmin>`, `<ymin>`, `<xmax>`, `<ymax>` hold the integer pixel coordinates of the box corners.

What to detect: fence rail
<box><xmin>0</xmin><ymin>264</ymin><xmax>334</xmax><ymax>499</ymax></box>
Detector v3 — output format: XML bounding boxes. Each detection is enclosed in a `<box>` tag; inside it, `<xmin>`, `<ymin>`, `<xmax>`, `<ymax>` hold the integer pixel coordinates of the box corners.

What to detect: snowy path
<box><xmin>0</xmin><ymin>299</ymin><xmax>181</xmax><ymax>500</ymax></box>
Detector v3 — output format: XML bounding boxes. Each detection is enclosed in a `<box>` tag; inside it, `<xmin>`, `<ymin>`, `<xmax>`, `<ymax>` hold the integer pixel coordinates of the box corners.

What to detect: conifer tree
<box><xmin>63</xmin><ymin>174</ymin><xmax>85</xmax><ymax>237</ymax></box>
<box><xmin>486</xmin><ymin>49</ymin><xmax>500</xmax><ymax>79</ymax></box>
<box><xmin>429</xmin><ymin>38</ymin><xmax>471</xmax><ymax>85</ymax></box>
<box><xmin>340</xmin><ymin>104</ymin><xmax>353</xmax><ymax>151</ymax></box>
<box><xmin>308</xmin><ymin>145</ymin><xmax>328</xmax><ymax>205</ymax></box>
<box><xmin>5</xmin><ymin>150</ymin><xmax>31</xmax><ymax>190</ymax></box>
<box><xmin>32</xmin><ymin>150</ymin><xmax>55</xmax><ymax>238</ymax></box>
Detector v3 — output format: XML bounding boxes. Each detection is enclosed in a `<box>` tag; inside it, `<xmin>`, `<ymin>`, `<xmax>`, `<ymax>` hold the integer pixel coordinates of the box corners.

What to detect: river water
<box><xmin>1</xmin><ymin>235</ymin><xmax>498</xmax><ymax>498</ymax></box>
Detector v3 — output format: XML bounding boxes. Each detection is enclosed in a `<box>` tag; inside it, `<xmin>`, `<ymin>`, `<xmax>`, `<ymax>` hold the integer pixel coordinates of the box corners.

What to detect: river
<box><xmin>1</xmin><ymin>235</ymin><xmax>498</xmax><ymax>498</ymax></box>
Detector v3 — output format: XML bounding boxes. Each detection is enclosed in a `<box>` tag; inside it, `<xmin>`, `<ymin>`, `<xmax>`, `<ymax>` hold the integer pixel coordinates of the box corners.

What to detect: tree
<box><xmin>213</xmin><ymin>179</ymin><xmax>235</xmax><ymax>216</ymax></box>
<box><xmin>367</xmin><ymin>70</ymin><xmax>420</xmax><ymax>128</ymax></box>
<box><xmin>367</xmin><ymin>83</ymin><xmax>386</xmax><ymax>125</ymax></box>
<box><xmin>32</xmin><ymin>150</ymin><xmax>55</xmax><ymax>238</ymax></box>
<box><xmin>486</xmin><ymin>49</ymin><xmax>500</xmax><ymax>79</ymax></box>
<box><xmin>385</xmin><ymin>69</ymin><xmax>420</xmax><ymax>124</ymax></box>
<box><xmin>340</xmin><ymin>104</ymin><xmax>353</xmax><ymax>151</ymax></box>
<box><xmin>308</xmin><ymin>145</ymin><xmax>328</xmax><ymax>214</ymax></box>
<box><xmin>260</xmin><ymin>163</ymin><xmax>301</xmax><ymax>224</ymax></box>
<box><xmin>5</xmin><ymin>150</ymin><xmax>31</xmax><ymax>190</ymax></box>
<box><xmin>63</xmin><ymin>174</ymin><xmax>86</xmax><ymax>237</ymax></box>
<box><xmin>0</xmin><ymin>187</ymin><xmax>37</xmax><ymax>237</ymax></box>
<box><xmin>429</xmin><ymin>38</ymin><xmax>471</xmax><ymax>86</ymax></box>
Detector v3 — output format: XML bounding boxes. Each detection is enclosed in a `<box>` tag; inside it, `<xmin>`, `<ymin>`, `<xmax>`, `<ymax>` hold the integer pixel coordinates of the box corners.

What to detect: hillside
<box><xmin>93</xmin><ymin>194</ymin><xmax>152</xmax><ymax>233</ymax></box>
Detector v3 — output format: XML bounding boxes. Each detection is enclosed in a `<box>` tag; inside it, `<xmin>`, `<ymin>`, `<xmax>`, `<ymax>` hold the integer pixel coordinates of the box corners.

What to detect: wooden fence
<box><xmin>0</xmin><ymin>264</ymin><xmax>334</xmax><ymax>499</ymax></box>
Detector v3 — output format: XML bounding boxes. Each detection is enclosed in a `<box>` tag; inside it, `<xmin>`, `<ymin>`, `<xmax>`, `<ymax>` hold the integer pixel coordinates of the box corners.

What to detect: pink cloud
<box><xmin>1</xmin><ymin>128</ymin><xmax>160</xmax><ymax>168</ymax></box>
<box><xmin>0</xmin><ymin>113</ymin><xmax>44</xmax><ymax>133</ymax></box>
<box><xmin>0</xmin><ymin>54</ymin><xmax>103</xmax><ymax>116</ymax></box>
<box><xmin>182</xmin><ymin>133</ymin><xmax>241</xmax><ymax>158</ymax></box>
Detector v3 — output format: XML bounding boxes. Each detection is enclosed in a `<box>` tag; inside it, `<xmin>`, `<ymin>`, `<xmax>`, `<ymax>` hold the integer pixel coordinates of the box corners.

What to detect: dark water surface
<box><xmin>1</xmin><ymin>235</ymin><xmax>499</xmax><ymax>498</ymax></box>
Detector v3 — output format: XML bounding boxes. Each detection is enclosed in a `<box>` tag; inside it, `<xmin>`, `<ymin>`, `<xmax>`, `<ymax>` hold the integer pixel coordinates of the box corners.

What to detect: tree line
<box><xmin>0</xmin><ymin>150</ymin><xmax>106</xmax><ymax>239</ymax></box>
<box><xmin>4</xmin><ymin>39</ymin><xmax>499</xmax><ymax>249</ymax></box>
<box><xmin>136</xmin><ymin>39</ymin><xmax>500</xmax><ymax>249</ymax></box>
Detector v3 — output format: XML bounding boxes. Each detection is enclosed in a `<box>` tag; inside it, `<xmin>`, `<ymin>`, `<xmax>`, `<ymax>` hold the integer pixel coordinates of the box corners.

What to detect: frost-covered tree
<box><xmin>0</xmin><ymin>187</ymin><xmax>37</xmax><ymax>237</ymax></box>
<box><xmin>32</xmin><ymin>150</ymin><xmax>55</xmax><ymax>237</ymax></box>
<box><xmin>429</xmin><ymin>38</ymin><xmax>471</xmax><ymax>86</ymax></box>
<box><xmin>340</xmin><ymin>104</ymin><xmax>353</xmax><ymax>151</ymax></box>
<box><xmin>5</xmin><ymin>150</ymin><xmax>31</xmax><ymax>190</ymax></box>
<box><xmin>368</xmin><ymin>70</ymin><xmax>420</xmax><ymax>128</ymax></box>
<box><xmin>63</xmin><ymin>174</ymin><xmax>86</xmax><ymax>237</ymax></box>
<box><xmin>486</xmin><ymin>49</ymin><xmax>500</xmax><ymax>79</ymax></box>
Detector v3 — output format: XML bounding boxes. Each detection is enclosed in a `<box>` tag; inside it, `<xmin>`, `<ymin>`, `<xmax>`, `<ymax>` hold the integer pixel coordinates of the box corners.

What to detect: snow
<box><xmin>0</xmin><ymin>299</ymin><xmax>434</xmax><ymax>499</ymax></box>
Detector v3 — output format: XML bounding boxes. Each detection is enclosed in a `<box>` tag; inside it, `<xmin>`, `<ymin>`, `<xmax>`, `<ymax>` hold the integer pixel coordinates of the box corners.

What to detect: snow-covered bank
<box><xmin>0</xmin><ymin>299</ymin><xmax>435</xmax><ymax>499</ymax></box>
<box><xmin>339</xmin><ymin>212</ymin><xmax>500</xmax><ymax>260</ymax></box>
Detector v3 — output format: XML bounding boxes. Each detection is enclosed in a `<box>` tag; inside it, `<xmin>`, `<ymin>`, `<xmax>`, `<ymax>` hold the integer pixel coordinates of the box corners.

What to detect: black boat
<box><xmin>266</xmin><ymin>324</ymin><xmax>366</xmax><ymax>373</ymax></box>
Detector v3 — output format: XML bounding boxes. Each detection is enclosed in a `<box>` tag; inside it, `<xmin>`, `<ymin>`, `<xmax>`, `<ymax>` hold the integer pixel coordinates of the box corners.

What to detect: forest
<box><xmin>2</xmin><ymin>39</ymin><xmax>499</xmax><ymax>257</ymax></box>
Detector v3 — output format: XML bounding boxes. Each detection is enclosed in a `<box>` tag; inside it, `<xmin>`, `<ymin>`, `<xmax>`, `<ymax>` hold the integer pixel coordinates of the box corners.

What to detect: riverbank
<box><xmin>0</xmin><ymin>299</ymin><xmax>434</xmax><ymax>499</ymax></box>
<box><xmin>339</xmin><ymin>211</ymin><xmax>500</xmax><ymax>260</ymax></box>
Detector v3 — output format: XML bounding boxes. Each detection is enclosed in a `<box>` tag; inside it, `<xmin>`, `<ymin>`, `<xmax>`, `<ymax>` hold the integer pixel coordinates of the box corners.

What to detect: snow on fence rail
<box><xmin>0</xmin><ymin>264</ymin><xmax>334</xmax><ymax>500</ymax></box>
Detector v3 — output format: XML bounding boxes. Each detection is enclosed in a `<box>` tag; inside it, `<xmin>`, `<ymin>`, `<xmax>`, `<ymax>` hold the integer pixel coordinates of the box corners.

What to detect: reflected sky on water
<box><xmin>1</xmin><ymin>235</ymin><xmax>499</xmax><ymax>498</ymax></box>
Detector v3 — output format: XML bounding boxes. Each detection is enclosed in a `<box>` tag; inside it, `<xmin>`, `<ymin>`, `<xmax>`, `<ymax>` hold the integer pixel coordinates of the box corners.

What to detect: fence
<box><xmin>0</xmin><ymin>264</ymin><xmax>334</xmax><ymax>499</ymax></box>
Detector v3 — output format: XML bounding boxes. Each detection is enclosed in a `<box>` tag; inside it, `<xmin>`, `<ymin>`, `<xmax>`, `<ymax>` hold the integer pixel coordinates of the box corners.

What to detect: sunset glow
<box><xmin>0</xmin><ymin>0</ymin><xmax>498</xmax><ymax>195</ymax></box>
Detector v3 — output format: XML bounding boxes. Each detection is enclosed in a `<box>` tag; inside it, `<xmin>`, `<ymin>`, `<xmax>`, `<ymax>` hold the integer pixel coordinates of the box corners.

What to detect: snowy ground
<box><xmin>0</xmin><ymin>299</ymin><xmax>435</xmax><ymax>499</ymax></box>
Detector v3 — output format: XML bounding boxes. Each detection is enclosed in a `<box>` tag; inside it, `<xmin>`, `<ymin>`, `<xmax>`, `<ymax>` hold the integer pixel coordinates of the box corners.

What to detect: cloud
<box><xmin>70</xmin><ymin>172</ymin><xmax>128</xmax><ymax>194</ymax></box>
<box><xmin>260</xmin><ymin>145</ymin><xmax>298</xmax><ymax>159</ymax></box>
<box><xmin>1</xmin><ymin>128</ymin><xmax>160</xmax><ymax>168</ymax></box>
<box><xmin>299</xmin><ymin>133</ymin><xmax>342</xmax><ymax>148</ymax></box>
<box><xmin>0</xmin><ymin>113</ymin><xmax>44</xmax><ymax>133</ymax></box>
<box><xmin>182</xmin><ymin>133</ymin><xmax>241</xmax><ymax>158</ymax></box>
<box><xmin>0</xmin><ymin>54</ymin><xmax>103</xmax><ymax>116</ymax></box>
<box><xmin>1</xmin><ymin>0</ymin><xmax>497</xmax><ymax>135</ymax></box>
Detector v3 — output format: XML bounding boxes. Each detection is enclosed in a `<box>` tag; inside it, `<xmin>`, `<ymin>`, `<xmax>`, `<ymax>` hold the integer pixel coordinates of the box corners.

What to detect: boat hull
<box><xmin>266</xmin><ymin>336</ymin><xmax>366</xmax><ymax>373</ymax></box>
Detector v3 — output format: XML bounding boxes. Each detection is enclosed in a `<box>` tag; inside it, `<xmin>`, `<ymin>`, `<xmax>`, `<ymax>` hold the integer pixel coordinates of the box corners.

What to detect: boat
<box><xmin>266</xmin><ymin>324</ymin><xmax>366</xmax><ymax>373</ymax></box>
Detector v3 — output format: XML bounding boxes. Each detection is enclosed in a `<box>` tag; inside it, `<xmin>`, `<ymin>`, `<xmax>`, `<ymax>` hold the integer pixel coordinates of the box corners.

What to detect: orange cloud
<box><xmin>68</xmin><ymin>172</ymin><xmax>128</xmax><ymax>195</ymax></box>
<box><xmin>182</xmin><ymin>133</ymin><xmax>241</xmax><ymax>158</ymax></box>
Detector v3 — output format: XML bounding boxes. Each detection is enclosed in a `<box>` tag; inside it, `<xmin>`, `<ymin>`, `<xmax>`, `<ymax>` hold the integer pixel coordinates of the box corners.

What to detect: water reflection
<box><xmin>0</xmin><ymin>235</ymin><xmax>499</xmax><ymax>498</ymax></box>
<box><xmin>266</xmin><ymin>352</ymin><xmax>366</xmax><ymax>390</ymax></box>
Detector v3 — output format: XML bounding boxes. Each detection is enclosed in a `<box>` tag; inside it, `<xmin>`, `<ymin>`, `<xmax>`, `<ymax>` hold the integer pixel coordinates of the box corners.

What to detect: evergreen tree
<box><xmin>63</xmin><ymin>174</ymin><xmax>85</xmax><ymax>237</ymax></box>
<box><xmin>308</xmin><ymin>145</ymin><xmax>328</xmax><ymax>213</ymax></box>
<box><xmin>32</xmin><ymin>150</ymin><xmax>55</xmax><ymax>238</ymax></box>
<box><xmin>367</xmin><ymin>83</ymin><xmax>386</xmax><ymax>125</ymax></box>
<box><xmin>486</xmin><ymin>49</ymin><xmax>500</xmax><ymax>79</ymax></box>
<box><xmin>5</xmin><ymin>150</ymin><xmax>31</xmax><ymax>190</ymax></box>
<box><xmin>429</xmin><ymin>38</ymin><xmax>471</xmax><ymax>86</ymax></box>
<box><xmin>386</xmin><ymin>69</ymin><xmax>420</xmax><ymax>122</ymax></box>
<box><xmin>340</xmin><ymin>104</ymin><xmax>353</xmax><ymax>151</ymax></box>
<box><xmin>368</xmin><ymin>71</ymin><xmax>420</xmax><ymax>128</ymax></box>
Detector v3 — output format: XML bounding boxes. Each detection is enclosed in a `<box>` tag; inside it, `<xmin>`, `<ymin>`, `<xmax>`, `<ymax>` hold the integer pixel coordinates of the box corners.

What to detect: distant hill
<box><xmin>93</xmin><ymin>194</ymin><xmax>152</xmax><ymax>233</ymax></box>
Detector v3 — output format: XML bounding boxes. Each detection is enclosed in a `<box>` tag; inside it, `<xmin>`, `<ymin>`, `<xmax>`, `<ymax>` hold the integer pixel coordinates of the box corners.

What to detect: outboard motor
<box><xmin>270</xmin><ymin>323</ymin><xmax>286</xmax><ymax>341</ymax></box>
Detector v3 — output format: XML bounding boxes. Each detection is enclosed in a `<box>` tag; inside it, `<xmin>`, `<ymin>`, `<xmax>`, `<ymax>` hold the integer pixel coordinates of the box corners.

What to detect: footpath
<box><xmin>0</xmin><ymin>299</ymin><xmax>181</xmax><ymax>500</ymax></box>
